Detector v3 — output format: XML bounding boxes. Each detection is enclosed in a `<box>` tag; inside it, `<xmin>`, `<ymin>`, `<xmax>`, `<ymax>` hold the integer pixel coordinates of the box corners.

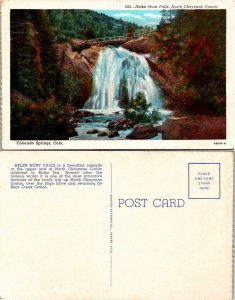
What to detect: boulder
<box><xmin>97</xmin><ymin>131</ymin><xmax>108</xmax><ymax>137</ymax></box>
<box><xmin>87</xmin><ymin>129</ymin><xmax>98</xmax><ymax>134</ymax></box>
<box><xmin>108</xmin><ymin>118</ymin><xmax>136</xmax><ymax>131</ymax></box>
<box><xmin>126</xmin><ymin>124</ymin><xmax>158</xmax><ymax>139</ymax></box>
<box><xmin>70</xmin><ymin>117</ymin><xmax>80</xmax><ymax>125</ymax></box>
<box><xmin>73</xmin><ymin>110</ymin><xmax>95</xmax><ymax>120</ymax></box>
<box><xmin>108</xmin><ymin>130</ymin><xmax>119</xmax><ymax>138</ymax></box>
<box><xmin>84</xmin><ymin>118</ymin><xmax>93</xmax><ymax>123</ymax></box>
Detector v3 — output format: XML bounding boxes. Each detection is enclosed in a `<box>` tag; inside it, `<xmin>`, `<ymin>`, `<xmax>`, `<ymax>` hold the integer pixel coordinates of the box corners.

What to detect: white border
<box><xmin>1</xmin><ymin>0</ymin><xmax>235</xmax><ymax>150</ymax></box>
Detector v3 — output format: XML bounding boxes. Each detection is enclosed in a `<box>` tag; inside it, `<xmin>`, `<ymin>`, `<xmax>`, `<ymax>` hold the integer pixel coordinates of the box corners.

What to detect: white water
<box><xmin>84</xmin><ymin>46</ymin><xmax>163</xmax><ymax>110</ymax></box>
<box><xmin>69</xmin><ymin>109</ymin><xmax>172</xmax><ymax>140</ymax></box>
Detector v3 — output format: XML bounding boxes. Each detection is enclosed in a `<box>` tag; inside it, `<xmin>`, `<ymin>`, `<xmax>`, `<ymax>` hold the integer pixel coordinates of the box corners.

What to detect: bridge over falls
<box><xmin>86</xmin><ymin>25</ymin><xmax>158</xmax><ymax>45</ymax></box>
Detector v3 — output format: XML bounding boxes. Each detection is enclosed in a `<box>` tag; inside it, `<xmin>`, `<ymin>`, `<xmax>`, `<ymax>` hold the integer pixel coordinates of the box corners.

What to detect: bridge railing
<box><xmin>88</xmin><ymin>35</ymin><xmax>127</xmax><ymax>44</ymax></box>
<box><xmin>87</xmin><ymin>25</ymin><xmax>158</xmax><ymax>44</ymax></box>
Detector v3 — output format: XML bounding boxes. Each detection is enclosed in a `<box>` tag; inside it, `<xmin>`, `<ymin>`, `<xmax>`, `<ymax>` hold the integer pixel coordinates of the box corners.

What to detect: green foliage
<box><xmin>125</xmin><ymin>92</ymin><xmax>161</xmax><ymax>124</ymax></box>
<box><xmin>49</xmin><ymin>10</ymin><xmax>142</xmax><ymax>42</ymax></box>
<box><xmin>11</xmin><ymin>10</ymin><xmax>59</xmax><ymax>100</ymax></box>
<box><xmin>82</xmin><ymin>27</ymin><xmax>96</xmax><ymax>39</ymax></box>
<box><xmin>160</xmin><ymin>10</ymin><xmax>177</xmax><ymax>25</ymax></box>
<box><xmin>119</xmin><ymin>79</ymin><xmax>129</xmax><ymax>108</ymax></box>
<box><xmin>59</xmin><ymin>70</ymin><xmax>79</xmax><ymax>106</ymax></box>
<box><xmin>10</xmin><ymin>10</ymin><xmax>77</xmax><ymax>139</ymax></box>
<box><xmin>11</xmin><ymin>11</ymin><xmax>43</xmax><ymax>99</ymax></box>
<box><xmin>30</xmin><ymin>11</ymin><xmax>60</xmax><ymax>98</ymax></box>
<box><xmin>11</xmin><ymin>101</ymin><xmax>25</xmax><ymax>125</ymax></box>
<box><xmin>11</xmin><ymin>96</ymin><xmax>75</xmax><ymax>140</ymax></box>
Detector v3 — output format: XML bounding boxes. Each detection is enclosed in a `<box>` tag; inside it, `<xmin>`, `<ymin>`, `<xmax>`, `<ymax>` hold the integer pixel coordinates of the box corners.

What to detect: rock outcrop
<box><xmin>157</xmin><ymin>115</ymin><xmax>226</xmax><ymax>140</ymax></box>
<box><xmin>56</xmin><ymin>42</ymin><xmax>103</xmax><ymax>107</ymax></box>
<box><xmin>123</xmin><ymin>36</ymin><xmax>157</xmax><ymax>54</ymax></box>
<box><xmin>126</xmin><ymin>124</ymin><xmax>159</xmax><ymax>139</ymax></box>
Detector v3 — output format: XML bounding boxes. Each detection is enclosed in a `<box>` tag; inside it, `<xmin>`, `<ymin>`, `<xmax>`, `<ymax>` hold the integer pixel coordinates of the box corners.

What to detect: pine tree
<box><xmin>11</xmin><ymin>10</ymin><xmax>43</xmax><ymax>99</ymax></box>
<box><xmin>29</xmin><ymin>10</ymin><xmax>59</xmax><ymax>98</ymax></box>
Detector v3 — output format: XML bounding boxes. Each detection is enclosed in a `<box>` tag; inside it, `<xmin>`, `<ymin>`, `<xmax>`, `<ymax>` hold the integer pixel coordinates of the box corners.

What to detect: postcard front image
<box><xmin>1</xmin><ymin>0</ymin><xmax>234</xmax><ymax>149</ymax></box>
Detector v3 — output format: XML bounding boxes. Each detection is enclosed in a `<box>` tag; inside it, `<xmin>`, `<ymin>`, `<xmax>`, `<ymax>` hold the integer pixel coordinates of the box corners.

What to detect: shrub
<box><xmin>125</xmin><ymin>92</ymin><xmax>161</xmax><ymax>124</ymax></box>
<box><xmin>11</xmin><ymin>94</ymin><xmax>76</xmax><ymax>140</ymax></box>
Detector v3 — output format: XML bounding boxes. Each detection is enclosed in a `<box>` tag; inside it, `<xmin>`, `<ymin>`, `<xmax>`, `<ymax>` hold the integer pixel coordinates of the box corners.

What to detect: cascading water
<box><xmin>84</xmin><ymin>46</ymin><xmax>163</xmax><ymax>110</ymax></box>
<box><xmin>70</xmin><ymin>46</ymin><xmax>172</xmax><ymax>140</ymax></box>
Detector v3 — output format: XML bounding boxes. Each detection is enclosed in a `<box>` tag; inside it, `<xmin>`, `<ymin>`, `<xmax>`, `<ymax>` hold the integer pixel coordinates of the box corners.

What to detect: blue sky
<box><xmin>96</xmin><ymin>10</ymin><xmax>162</xmax><ymax>27</ymax></box>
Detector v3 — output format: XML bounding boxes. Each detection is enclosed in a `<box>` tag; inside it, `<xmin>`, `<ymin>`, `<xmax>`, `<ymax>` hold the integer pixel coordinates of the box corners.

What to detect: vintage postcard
<box><xmin>1</xmin><ymin>0</ymin><xmax>234</xmax><ymax>149</ymax></box>
<box><xmin>0</xmin><ymin>150</ymin><xmax>233</xmax><ymax>299</ymax></box>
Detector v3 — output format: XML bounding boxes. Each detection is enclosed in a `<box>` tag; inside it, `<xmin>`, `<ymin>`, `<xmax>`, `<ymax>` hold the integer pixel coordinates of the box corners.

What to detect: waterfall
<box><xmin>84</xmin><ymin>46</ymin><xmax>163</xmax><ymax>110</ymax></box>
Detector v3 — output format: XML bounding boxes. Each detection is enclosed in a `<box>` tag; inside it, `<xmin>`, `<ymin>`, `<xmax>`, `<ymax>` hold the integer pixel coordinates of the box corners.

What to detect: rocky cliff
<box><xmin>56</xmin><ymin>41</ymin><xmax>103</xmax><ymax>107</ymax></box>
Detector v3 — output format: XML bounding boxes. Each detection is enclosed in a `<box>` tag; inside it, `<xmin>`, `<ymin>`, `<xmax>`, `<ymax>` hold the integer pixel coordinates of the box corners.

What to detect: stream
<box><xmin>69</xmin><ymin>109</ymin><xmax>172</xmax><ymax>140</ymax></box>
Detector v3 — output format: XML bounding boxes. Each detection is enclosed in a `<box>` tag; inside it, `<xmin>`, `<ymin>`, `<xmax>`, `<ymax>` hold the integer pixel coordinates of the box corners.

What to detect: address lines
<box><xmin>109</xmin><ymin>163</ymin><xmax>113</xmax><ymax>287</ymax></box>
